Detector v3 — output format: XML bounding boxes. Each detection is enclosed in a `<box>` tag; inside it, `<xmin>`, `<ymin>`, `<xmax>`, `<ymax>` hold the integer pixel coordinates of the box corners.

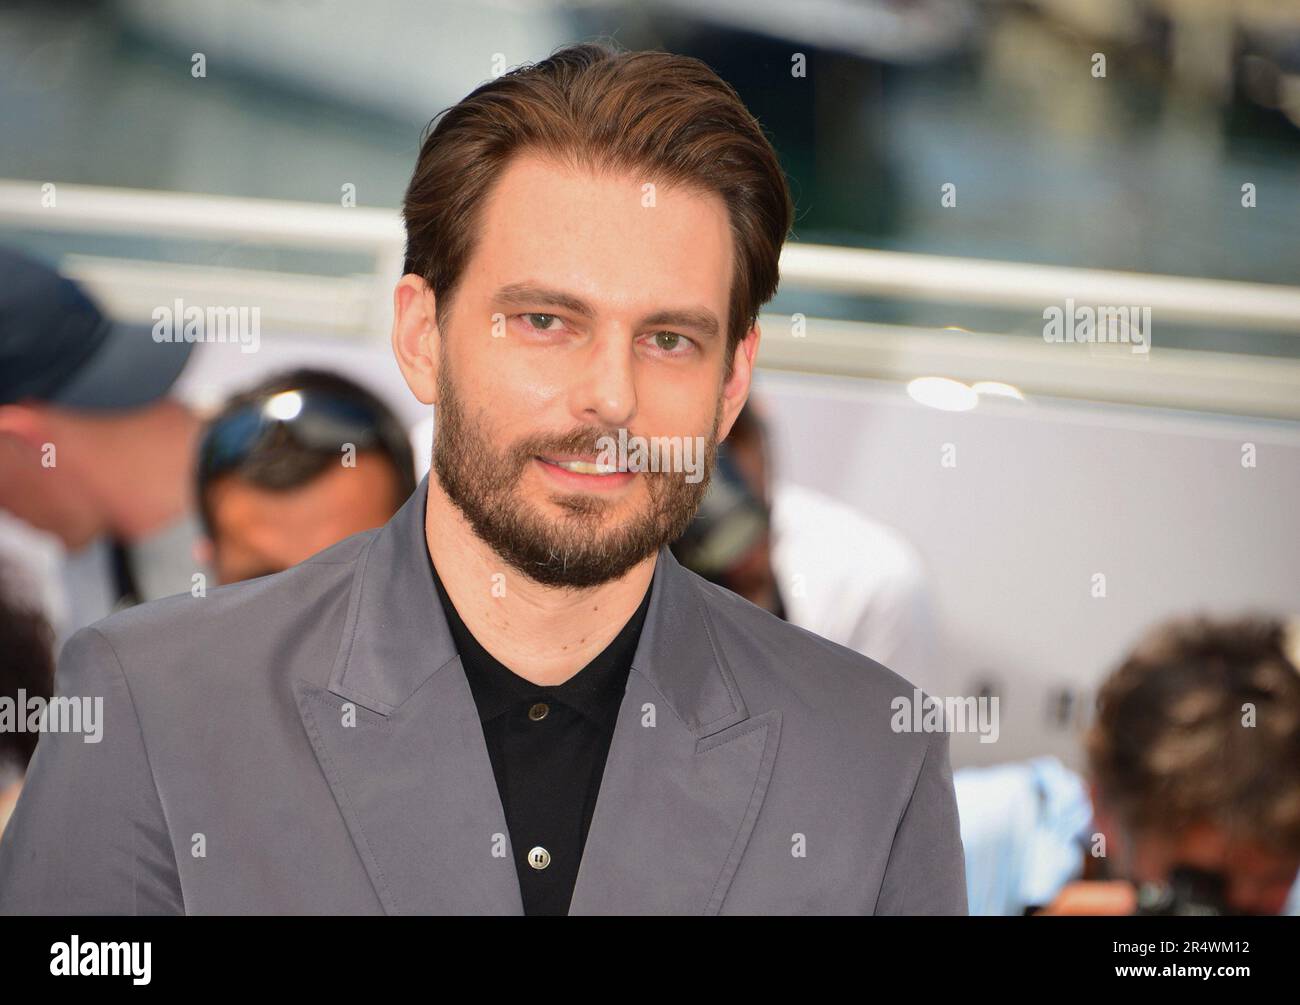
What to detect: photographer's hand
<box><xmin>1035</xmin><ymin>880</ymin><xmax>1137</xmax><ymax>915</ymax></box>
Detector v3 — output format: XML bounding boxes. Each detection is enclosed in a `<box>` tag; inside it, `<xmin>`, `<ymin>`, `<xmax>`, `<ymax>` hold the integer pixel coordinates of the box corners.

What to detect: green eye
<box><xmin>525</xmin><ymin>313</ymin><xmax>557</xmax><ymax>329</ymax></box>
<box><xmin>654</xmin><ymin>331</ymin><xmax>682</xmax><ymax>351</ymax></box>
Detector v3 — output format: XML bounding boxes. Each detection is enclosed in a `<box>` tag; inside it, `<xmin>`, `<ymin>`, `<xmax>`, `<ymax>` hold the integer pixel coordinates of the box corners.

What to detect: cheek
<box><xmin>474</xmin><ymin>343</ymin><xmax>567</xmax><ymax>414</ymax></box>
<box><xmin>1228</xmin><ymin>883</ymin><xmax>1289</xmax><ymax>916</ymax></box>
<box><xmin>212</xmin><ymin>541</ymin><xmax>252</xmax><ymax>585</ymax></box>
<box><xmin>634</xmin><ymin>366</ymin><xmax>720</xmax><ymax>435</ymax></box>
<box><xmin>1230</xmin><ymin>867</ymin><xmax>1300</xmax><ymax>914</ymax></box>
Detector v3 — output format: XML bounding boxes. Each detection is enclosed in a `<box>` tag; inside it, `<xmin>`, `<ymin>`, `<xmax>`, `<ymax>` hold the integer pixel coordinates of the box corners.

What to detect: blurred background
<box><xmin>1</xmin><ymin>0</ymin><xmax>1298</xmax><ymax>780</ymax></box>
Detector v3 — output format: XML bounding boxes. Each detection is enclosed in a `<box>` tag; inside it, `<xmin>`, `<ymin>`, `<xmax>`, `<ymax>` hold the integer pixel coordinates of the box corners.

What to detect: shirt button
<box><xmin>528</xmin><ymin>702</ymin><xmax>549</xmax><ymax>721</ymax></box>
<box><xmin>527</xmin><ymin>846</ymin><xmax>551</xmax><ymax>870</ymax></box>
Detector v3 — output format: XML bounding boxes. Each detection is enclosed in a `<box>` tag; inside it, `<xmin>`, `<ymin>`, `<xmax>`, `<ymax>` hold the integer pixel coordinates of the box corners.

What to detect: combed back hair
<box><xmin>1086</xmin><ymin>614</ymin><xmax>1300</xmax><ymax>855</ymax></box>
<box><xmin>401</xmin><ymin>40</ymin><xmax>795</xmax><ymax>372</ymax></box>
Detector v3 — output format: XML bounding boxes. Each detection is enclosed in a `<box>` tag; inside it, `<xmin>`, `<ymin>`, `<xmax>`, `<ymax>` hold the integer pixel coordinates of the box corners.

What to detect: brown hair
<box><xmin>1086</xmin><ymin>614</ymin><xmax>1300</xmax><ymax>855</ymax></box>
<box><xmin>0</xmin><ymin>561</ymin><xmax>54</xmax><ymax>773</ymax></box>
<box><xmin>401</xmin><ymin>41</ymin><xmax>794</xmax><ymax>371</ymax></box>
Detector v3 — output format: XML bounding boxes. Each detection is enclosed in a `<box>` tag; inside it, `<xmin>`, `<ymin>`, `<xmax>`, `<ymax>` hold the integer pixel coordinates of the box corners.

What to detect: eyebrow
<box><xmin>493</xmin><ymin>282</ymin><xmax>721</xmax><ymax>340</ymax></box>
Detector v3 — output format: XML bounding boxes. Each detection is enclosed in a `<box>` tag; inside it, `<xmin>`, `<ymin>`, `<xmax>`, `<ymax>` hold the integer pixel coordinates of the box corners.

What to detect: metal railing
<box><xmin>3</xmin><ymin>179</ymin><xmax>1298</xmax><ymax>419</ymax></box>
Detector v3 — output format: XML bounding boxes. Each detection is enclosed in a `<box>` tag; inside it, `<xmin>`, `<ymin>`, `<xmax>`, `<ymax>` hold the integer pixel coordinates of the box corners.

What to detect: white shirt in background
<box><xmin>769</xmin><ymin>481</ymin><xmax>942</xmax><ymax>696</ymax></box>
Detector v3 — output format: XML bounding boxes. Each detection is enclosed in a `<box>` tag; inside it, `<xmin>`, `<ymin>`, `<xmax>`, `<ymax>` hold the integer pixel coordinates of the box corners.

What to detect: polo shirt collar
<box><xmin>427</xmin><ymin>550</ymin><xmax>651</xmax><ymax>727</ymax></box>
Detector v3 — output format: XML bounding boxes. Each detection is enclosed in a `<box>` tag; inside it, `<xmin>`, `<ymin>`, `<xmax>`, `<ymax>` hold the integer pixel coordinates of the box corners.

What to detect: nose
<box><xmin>567</xmin><ymin>326</ymin><xmax>637</xmax><ymax>429</ymax></box>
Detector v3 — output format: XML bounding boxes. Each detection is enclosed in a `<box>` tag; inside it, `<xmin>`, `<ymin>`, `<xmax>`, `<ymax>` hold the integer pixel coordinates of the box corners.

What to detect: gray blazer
<box><xmin>0</xmin><ymin>478</ymin><xmax>966</xmax><ymax>914</ymax></box>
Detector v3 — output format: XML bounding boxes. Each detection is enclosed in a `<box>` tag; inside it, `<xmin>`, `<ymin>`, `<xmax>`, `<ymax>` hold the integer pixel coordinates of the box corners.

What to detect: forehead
<box><xmin>209</xmin><ymin>457</ymin><xmax>395</xmax><ymax>538</ymax></box>
<box><xmin>468</xmin><ymin>151</ymin><xmax>733</xmax><ymax>317</ymax></box>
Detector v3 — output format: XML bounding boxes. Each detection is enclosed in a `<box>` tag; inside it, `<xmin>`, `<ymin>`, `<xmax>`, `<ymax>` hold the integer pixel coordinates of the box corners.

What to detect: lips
<box><xmin>533</xmin><ymin>454</ymin><xmax>635</xmax><ymax>490</ymax></box>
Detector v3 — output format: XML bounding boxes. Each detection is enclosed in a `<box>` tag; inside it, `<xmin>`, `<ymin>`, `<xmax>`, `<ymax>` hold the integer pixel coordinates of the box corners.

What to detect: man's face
<box><xmin>0</xmin><ymin>408</ymin><xmax>101</xmax><ymax>548</ymax></box>
<box><xmin>1128</xmin><ymin>820</ymin><xmax>1300</xmax><ymax>916</ymax></box>
<box><xmin>426</xmin><ymin>153</ymin><xmax>752</xmax><ymax>588</ymax></box>
<box><xmin>206</xmin><ymin>454</ymin><xmax>402</xmax><ymax>583</ymax></box>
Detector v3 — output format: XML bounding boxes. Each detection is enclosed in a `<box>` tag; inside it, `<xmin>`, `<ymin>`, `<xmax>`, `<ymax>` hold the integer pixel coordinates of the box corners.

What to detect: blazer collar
<box><xmin>307</xmin><ymin>475</ymin><xmax>777</xmax><ymax>914</ymax></box>
<box><xmin>327</xmin><ymin>475</ymin><xmax>749</xmax><ymax>736</ymax></box>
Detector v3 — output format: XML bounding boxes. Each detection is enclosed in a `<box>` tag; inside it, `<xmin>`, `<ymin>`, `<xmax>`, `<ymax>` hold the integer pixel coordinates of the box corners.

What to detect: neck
<box><xmin>69</xmin><ymin>400</ymin><xmax>201</xmax><ymax>545</ymax></box>
<box><xmin>424</xmin><ymin>475</ymin><xmax>656</xmax><ymax>686</ymax></box>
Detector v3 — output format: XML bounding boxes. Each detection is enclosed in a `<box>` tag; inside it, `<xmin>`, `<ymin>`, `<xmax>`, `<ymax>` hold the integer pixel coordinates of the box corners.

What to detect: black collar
<box><xmin>427</xmin><ymin>553</ymin><xmax>651</xmax><ymax>728</ymax></box>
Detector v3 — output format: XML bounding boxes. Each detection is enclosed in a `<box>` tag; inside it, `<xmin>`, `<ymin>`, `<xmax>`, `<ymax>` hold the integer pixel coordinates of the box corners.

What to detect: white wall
<box><xmin>753</xmin><ymin>369</ymin><xmax>1300</xmax><ymax>769</ymax></box>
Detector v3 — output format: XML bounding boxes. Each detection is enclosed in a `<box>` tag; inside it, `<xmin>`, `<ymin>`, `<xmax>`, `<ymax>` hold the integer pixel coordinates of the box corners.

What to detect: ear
<box><xmin>0</xmin><ymin>404</ymin><xmax>51</xmax><ymax>450</ymax></box>
<box><xmin>718</xmin><ymin>322</ymin><xmax>760</xmax><ymax>442</ymax></box>
<box><xmin>391</xmin><ymin>274</ymin><xmax>442</xmax><ymax>405</ymax></box>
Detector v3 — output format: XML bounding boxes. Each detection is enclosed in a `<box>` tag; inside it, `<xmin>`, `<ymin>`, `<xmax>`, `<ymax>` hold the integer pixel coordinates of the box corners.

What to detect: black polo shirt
<box><xmin>428</xmin><ymin>556</ymin><xmax>652</xmax><ymax>916</ymax></box>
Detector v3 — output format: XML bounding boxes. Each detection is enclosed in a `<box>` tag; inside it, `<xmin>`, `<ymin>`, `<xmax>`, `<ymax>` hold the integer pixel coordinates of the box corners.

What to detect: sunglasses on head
<box><xmin>198</xmin><ymin>387</ymin><xmax>406</xmax><ymax>485</ymax></box>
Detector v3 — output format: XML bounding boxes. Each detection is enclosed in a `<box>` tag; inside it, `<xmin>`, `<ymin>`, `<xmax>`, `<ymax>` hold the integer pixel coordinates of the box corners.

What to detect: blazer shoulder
<box><xmin>686</xmin><ymin>569</ymin><xmax>921</xmax><ymax>692</ymax></box>
<box><xmin>78</xmin><ymin>528</ymin><xmax>376</xmax><ymax>690</ymax></box>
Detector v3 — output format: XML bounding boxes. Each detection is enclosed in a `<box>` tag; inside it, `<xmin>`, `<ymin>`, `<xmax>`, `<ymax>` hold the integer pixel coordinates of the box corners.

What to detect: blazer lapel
<box><xmin>296</xmin><ymin>477</ymin><xmax>781</xmax><ymax>915</ymax></box>
<box><xmin>294</xmin><ymin>482</ymin><xmax>523</xmax><ymax>915</ymax></box>
<box><xmin>568</xmin><ymin>550</ymin><xmax>783</xmax><ymax>915</ymax></box>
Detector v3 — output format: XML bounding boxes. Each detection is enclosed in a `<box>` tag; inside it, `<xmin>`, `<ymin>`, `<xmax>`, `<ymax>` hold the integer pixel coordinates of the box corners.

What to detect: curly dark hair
<box><xmin>1086</xmin><ymin>614</ymin><xmax>1300</xmax><ymax>855</ymax></box>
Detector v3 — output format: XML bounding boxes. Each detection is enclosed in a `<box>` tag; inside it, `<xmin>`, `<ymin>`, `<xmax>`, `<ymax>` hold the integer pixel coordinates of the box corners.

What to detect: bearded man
<box><xmin>0</xmin><ymin>42</ymin><xmax>965</xmax><ymax>916</ymax></box>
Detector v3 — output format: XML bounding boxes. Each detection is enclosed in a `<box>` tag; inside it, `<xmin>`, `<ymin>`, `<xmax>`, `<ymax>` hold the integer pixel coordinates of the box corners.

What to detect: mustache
<box><xmin>512</xmin><ymin>426</ymin><xmax>624</xmax><ymax>462</ymax></box>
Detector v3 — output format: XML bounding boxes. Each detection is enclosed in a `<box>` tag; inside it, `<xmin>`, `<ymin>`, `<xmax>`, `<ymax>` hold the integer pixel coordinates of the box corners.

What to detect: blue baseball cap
<box><xmin>0</xmin><ymin>248</ymin><xmax>195</xmax><ymax>410</ymax></box>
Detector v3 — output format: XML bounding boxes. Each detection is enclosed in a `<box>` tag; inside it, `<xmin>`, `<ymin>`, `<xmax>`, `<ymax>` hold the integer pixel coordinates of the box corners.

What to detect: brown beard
<box><xmin>432</xmin><ymin>358</ymin><xmax>720</xmax><ymax>588</ymax></box>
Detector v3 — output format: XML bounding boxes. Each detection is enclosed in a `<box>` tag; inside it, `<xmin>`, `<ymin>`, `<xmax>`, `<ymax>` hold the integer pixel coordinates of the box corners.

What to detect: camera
<box><xmin>1135</xmin><ymin>866</ymin><xmax>1232</xmax><ymax>916</ymax></box>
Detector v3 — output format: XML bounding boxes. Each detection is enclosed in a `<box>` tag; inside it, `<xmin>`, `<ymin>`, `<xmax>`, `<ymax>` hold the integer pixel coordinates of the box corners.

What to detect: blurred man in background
<box><xmin>197</xmin><ymin>368</ymin><xmax>416</xmax><ymax>584</ymax></box>
<box><xmin>956</xmin><ymin>614</ymin><xmax>1300</xmax><ymax>916</ymax></box>
<box><xmin>671</xmin><ymin>399</ymin><xmax>940</xmax><ymax>693</ymax></box>
<box><xmin>0</xmin><ymin>249</ymin><xmax>201</xmax><ymax>641</ymax></box>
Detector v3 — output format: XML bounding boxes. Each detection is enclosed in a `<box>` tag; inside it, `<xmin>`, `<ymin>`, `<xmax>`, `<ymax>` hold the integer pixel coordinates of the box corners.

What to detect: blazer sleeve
<box><xmin>874</xmin><ymin>728</ymin><xmax>969</xmax><ymax>915</ymax></box>
<box><xmin>0</xmin><ymin>626</ymin><xmax>184</xmax><ymax>915</ymax></box>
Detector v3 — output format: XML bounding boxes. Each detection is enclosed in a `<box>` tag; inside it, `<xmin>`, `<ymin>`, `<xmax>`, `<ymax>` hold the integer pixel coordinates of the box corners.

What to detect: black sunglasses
<box><xmin>198</xmin><ymin>387</ymin><xmax>409</xmax><ymax>486</ymax></box>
